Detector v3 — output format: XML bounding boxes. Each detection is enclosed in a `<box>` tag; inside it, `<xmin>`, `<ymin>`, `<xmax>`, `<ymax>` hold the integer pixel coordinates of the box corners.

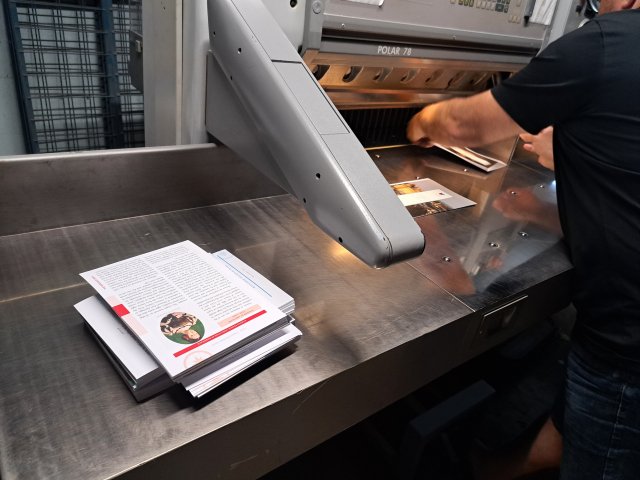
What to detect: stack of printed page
<box><xmin>75</xmin><ymin>240</ymin><xmax>301</xmax><ymax>401</ymax></box>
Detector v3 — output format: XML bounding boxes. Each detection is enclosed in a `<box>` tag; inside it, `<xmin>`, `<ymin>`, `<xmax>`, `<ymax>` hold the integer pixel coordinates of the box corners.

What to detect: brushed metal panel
<box><xmin>370</xmin><ymin>145</ymin><xmax>572</xmax><ymax>312</ymax></box>
<box><xmin>0</xmin><ymin>144</ymin><xmax>284</xmax><ymax>236</ymax></box>
<box><xmin>0</xmin><ymin>195</ymin><xmax>472</xmax><ymax>480</ymax></box>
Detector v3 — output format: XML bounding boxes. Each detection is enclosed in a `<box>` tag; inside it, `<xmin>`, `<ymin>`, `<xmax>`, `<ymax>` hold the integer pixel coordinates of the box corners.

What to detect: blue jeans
<box><xmin>559</xmin><ymin>346</ymin><xmax>640</xmax><ymax>480</ymax></box>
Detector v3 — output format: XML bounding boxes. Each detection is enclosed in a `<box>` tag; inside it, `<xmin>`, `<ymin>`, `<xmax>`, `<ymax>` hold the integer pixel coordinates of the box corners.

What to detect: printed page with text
<box><xmin>80</xmin><ymin>241</ymin><xmax>287</xmax><ymax>379</ymax></box>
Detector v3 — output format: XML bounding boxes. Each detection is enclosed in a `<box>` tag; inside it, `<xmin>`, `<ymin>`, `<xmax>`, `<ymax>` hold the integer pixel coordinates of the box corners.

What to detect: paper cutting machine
<box><xmin>205</xmin><ymin>0</ymin><xmax>577</xmax><ymax>268</ymax></box>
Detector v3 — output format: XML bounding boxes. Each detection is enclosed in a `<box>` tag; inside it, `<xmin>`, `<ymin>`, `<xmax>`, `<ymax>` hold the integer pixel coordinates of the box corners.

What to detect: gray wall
<box><xmin>0</xmin><ymin>7</ymin><xmax>26</xmax><ymax>155</ymax></box>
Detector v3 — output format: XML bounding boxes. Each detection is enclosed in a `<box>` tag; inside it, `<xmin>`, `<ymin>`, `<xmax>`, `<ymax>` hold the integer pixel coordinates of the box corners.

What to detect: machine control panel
<box><xmin>454</xmin><ymin>0</ymin><xmax>512</xmax><ymax>13</ymax></box>
<box><xmin>455</xmin><ymin>0</ymin><xmax>524</xmax><ymax>24</ymax></box>
<box><xmin>320</xmin><ymin>0</ymin><xmax>550</xmax><ymax>51</ymax></box>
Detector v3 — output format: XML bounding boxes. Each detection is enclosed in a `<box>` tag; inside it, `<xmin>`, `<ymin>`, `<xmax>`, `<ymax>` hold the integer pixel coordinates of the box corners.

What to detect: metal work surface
<box><xmin>0</xmin><ymin>145</ymin><xmax>572</xmax><ymax>480</ymax></box>
<box><xmin>376</xmin><ymin>146</ymin><xmax>570</xmax><ymax>310</ymax></box>
<box><xmin>0</xmin><ymin>144</ymin><xmax>284</xmax><ymax>236</ymax></box>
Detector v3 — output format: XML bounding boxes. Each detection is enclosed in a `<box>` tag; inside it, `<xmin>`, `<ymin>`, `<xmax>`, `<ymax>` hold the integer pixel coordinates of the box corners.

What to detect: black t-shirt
<box><xmin>492</xmin><ymin>10</ymin><xmax>640</xmax><ymax>369</ymax></box>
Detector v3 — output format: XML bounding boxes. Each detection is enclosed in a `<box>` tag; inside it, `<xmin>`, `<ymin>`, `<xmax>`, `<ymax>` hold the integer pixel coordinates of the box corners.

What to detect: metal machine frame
<box><xmin>206</xmin><ymin>0</ymin><xmax>425</xmax><ymax>268</ymax></box>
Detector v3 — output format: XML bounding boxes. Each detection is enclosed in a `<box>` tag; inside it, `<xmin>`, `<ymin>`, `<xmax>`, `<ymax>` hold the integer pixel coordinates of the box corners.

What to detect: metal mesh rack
<box><xmin>113</xmin><ymin>0</ymin><xmax>143</xmax><ymax>147</ymax></box>
<box><xmin>4</xmin><ymin>0</ymin><xmax>144</xmax><ymax>153</ymax></box>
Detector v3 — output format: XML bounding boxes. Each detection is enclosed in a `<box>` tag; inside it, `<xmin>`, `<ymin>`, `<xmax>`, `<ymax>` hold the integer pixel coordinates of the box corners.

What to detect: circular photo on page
<box><xmin>160</xmin><ymin>312</ymin><xmax>205</xmax><ymax>344</ymax></box>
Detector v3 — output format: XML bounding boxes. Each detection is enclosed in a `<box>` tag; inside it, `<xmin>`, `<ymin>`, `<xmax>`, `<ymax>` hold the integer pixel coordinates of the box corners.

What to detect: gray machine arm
<box><xmin>205</xmin><ymin>0</ymin><xmax>424</xmax><ymax>268</ymax></box>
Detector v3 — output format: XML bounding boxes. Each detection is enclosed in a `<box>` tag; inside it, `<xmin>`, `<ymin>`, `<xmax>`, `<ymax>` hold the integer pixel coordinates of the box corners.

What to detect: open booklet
<box><xmin>391</xmin><ymin>177</ymin><xmax>476</xmax><ymax>217</ymax></box>
<box><xmin>78</xmin><ymin>241</ymin><xmax>298</xmax><ymax>385</ymax></box>
<box><xmin>434</xmin><ymin>136</ymin><xmax>519</xmax><ymax>172</ymax></box>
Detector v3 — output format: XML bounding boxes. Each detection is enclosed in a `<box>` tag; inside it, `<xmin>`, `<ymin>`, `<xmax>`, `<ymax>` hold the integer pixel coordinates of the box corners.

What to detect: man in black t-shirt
<box><xmin>407</xmin><ymin>1</ymin><xmax>640</xmax><ymax>479</ymax></box>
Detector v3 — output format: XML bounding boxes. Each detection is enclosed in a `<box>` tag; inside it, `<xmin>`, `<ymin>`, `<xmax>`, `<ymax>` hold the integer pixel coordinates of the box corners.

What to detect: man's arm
<box><xmin>406</xmin><ymin>90</ymin><xmax>525</xmax><ymax>148</ymax></box>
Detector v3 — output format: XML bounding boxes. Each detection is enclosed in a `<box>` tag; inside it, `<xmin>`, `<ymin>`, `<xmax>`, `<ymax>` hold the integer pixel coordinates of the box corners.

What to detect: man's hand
<box><xmin>520</xmin><ymin>126</ymin><xmax>554</xmax><ymax>171</ymax></box>
<box><xmin>407</xmin><ymin>109</ymin><xmax>433</xmax><ymax>147</ymax></box>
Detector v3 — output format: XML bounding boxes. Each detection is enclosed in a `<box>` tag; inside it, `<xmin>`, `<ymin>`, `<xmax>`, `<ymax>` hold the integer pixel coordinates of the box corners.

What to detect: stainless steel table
<box><xmin>0</xmin><ymin>144</ymin><xmax>572</xmax><ymax>480</ymax></box>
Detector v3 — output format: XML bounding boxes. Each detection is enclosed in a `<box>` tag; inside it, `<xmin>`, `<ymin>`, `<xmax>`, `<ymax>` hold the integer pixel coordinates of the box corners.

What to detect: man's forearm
<box><xmin>407</xmin><ymin>90</ymin><xmax>524</xmax><ymax>147</ymax></box>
